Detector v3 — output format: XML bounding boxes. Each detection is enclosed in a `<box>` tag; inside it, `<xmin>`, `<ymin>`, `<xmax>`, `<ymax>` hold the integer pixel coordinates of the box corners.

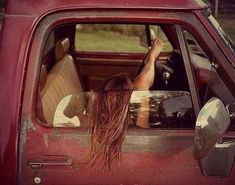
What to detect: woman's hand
<box><xmin>134</xmin><ymin>38</ymin><xmax>163</xmax><ymax>90</ymax></box>
<box><xmin>149</xmin><ymin>38</ymin><xmax>164</xmax><ymax>62</ymax></box>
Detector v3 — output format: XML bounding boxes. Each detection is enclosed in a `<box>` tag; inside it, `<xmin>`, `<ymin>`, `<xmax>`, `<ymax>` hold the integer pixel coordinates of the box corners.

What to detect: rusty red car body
<box><xmin>0</xmin><ymin>0</ymin><xmax>235</xmax><ymax>184</ymax></box>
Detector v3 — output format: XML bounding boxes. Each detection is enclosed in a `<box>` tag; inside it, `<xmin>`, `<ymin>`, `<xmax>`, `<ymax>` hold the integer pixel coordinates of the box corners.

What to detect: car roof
<box><xmin>6</xmin><ymin>0</ymin><xmax>207</xmax><ymax>16</ymax></box>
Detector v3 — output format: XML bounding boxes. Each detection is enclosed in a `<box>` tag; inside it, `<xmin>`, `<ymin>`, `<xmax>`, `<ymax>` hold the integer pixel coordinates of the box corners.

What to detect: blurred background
<box><xmin>208</xmin><ymin>0</ymin><xmax>235</xmax><ymax>41</ymax></box>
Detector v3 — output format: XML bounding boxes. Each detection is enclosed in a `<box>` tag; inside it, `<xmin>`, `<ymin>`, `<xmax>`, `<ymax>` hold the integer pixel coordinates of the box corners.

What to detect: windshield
<box><xmin>208</xmin><ymin>15</ymin><xmax>235</xmax><ymax>55</ymax></box>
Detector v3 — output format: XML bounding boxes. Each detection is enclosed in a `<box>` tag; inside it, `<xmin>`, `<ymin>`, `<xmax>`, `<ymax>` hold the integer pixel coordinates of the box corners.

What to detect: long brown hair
<box><xmin>88</xmin><ymin>74</ymin><xmax>134</xmax><ymax>170</ymax></box>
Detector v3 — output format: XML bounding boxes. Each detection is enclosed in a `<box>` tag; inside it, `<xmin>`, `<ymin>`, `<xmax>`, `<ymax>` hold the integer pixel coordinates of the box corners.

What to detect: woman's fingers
<box><xmin>149</xmin><ymin>38</ymin><xmax>163</xmax><ymax>60</ymax></box>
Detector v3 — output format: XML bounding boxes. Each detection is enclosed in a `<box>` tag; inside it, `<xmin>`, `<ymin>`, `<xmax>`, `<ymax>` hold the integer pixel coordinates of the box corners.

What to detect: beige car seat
<box><xmin>39</xmin><ymin>38</ymin><xmax>87</xmax><ymax>126</ymax></box>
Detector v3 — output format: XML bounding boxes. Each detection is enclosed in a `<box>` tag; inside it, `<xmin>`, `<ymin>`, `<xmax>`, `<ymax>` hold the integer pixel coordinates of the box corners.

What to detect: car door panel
<box><xmin>16</xmin><ymin>10</ymin><xmax>235</xmax><ymax>185</ymax></box>
<box><xmin>19</xmin><ymin>122</ymin><xmax>235</xmax><ymax>184</ymax></box>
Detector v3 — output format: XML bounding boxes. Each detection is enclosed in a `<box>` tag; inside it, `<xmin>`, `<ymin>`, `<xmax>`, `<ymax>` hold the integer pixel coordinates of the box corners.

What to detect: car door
<box><xmin>18</xmin><ymin>10</ymin><xmax>235</xmax><ymax>185</ymax></box>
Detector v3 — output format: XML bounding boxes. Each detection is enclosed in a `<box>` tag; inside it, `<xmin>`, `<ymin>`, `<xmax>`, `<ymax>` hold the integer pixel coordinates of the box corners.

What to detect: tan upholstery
<box><xmin>40</xmin><ymin>38</ymin><xmax>86</xmax><ymax>125</ymax></box>
<box><xmin>39</xmin><ymin>65</ymin><xmax>47</xmax><ymax>90</ymax></box>
<box><xmin>55</xmin><ymin>38</ymin><xmax>70</xmax><ymax>61</ymax></box>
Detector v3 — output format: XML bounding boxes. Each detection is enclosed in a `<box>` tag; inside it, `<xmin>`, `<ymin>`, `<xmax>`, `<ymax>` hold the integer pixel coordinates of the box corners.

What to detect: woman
<box><xmin>87</xmin><ymin>38</ymin><xmax>163</xmax><ymax>170</ymax></box>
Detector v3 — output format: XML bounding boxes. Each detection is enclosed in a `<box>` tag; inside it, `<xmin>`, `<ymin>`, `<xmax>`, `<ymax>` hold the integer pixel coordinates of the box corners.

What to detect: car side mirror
<box><xmin>194</xmin><ymin>97</ymin><xmax>235</xmax><ymax>177</ymax></box>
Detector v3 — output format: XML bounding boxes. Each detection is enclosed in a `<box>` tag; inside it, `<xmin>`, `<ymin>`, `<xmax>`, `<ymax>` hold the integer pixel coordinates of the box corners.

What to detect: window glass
<box><xmin>51</xmin><ymin>91</ymin><xmax>194</xmax><ymax>129</ymax></box>
<box><xmin>129</xmin><ymin>91</ymin><xmax>193</xmax><ymax>128</ymax></box>
<box><xmin>183</xmin><ymin>29</ymin><xmax>235</xmax><ymax>130</ymax></box>
<box><xmin>38</xmin><ymin>24</ymin><xmax>193</xmax><ymax>129</ymax></box>
<box><xmin>75</xmin><ymin>24</ymin><xmax>173</xmax><ymax>52</ymax></box>
<box><xmin>208</xmin><ymin>15</ymin><xmax>235</xmax><ymax>55</ymax></box>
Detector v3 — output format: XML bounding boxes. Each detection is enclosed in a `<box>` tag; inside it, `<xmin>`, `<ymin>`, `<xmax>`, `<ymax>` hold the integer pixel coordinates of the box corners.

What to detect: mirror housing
<box><xmin>199</xmin><ymin>140</ymin><xmax>235</xmax><ymax>177</ymax></box>
<box><xmin>194</xmin><ymin>97</ymin><xmax>235</xmax><ymax>177</ymax></box>
<box><xmin>194</xmin><ymin>97</ymin><xmax>230</xmax><ymax>159</ymax></box>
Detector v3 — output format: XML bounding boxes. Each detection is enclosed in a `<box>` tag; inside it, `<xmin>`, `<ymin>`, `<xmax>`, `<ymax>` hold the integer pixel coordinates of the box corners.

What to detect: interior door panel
<box><xmin>74</xmin><ymin>52</ymin><xmax>144</xmax><ymax>90</ymax></box>
<box><xmin>74</xmin><ymin>51</ymin><xmax>169</xmax><ymax>90</ymax></box>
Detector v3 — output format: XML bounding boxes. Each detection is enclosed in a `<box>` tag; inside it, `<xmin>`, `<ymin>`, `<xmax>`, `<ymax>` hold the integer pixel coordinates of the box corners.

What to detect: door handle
<box><xmin>28</xmin><ymin>155</ymin><xmax>73</xmax><ymax>169</ymax></box>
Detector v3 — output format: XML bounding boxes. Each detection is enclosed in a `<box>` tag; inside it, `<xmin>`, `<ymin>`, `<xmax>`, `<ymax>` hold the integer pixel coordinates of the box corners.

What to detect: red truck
<box><xmin>1</xmin><ymin>0</ymin><xmax>235</xmax><ymax>184</ymax></box>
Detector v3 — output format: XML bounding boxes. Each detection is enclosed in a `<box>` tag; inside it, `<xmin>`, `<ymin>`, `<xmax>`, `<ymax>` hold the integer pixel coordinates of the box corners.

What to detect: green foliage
<box><xmin>75</xmin><ymin>30</ymin><xmax>147</xmax><ymax>52</ymax></box>
<box><xmin>78</xmin><ymin>24</ymin><xmax>144</xmax><ymax>36</ymax></box>
<box><xmin>75</xmin><ymin>25</ymin><xmax>173</xmax><ymax>52</ymax></box>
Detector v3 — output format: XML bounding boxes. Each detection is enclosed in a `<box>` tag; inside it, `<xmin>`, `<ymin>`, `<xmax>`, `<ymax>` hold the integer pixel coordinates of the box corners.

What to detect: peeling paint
<box><xmin>45</xmin><ymin>132</ymin><xmax>193</xmax><ymax>156</ymax></box>
<box><xmin>123</xmin><ymin>135</ymin><xmax>193</xmax><ymax>155</ymax></box>
<box><xmin>18</xmin><ymin>117</ymin><xmax>32</xmax><ymax>185</ymax></box>
<box><xmin>26</xmin><ymin>119</ymin><xmax>36</xmax><ymax>131</ymax></box>
<box><xmin>45</xmin><ymin>133</ymin><xmax>90</xmax><ymax>148</ymax></box>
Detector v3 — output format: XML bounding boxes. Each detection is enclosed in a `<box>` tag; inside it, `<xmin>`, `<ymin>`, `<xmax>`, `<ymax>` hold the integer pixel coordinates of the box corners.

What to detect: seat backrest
<box><xmin>40</xmin><ymin>38</ymin><xmax>86</xmax><ymax>125</ymax></box>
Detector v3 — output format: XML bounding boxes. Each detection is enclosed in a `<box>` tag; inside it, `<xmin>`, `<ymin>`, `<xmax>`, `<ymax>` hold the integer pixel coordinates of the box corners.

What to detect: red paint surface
<box><xmin>20</xmin><ymin>127</ymin><xmax>235</xmax><ymax>184</ymax></box>
<box><xmin>6</xmin><ymin>0</ymin><xmax>207</xmax><ymax>16</ymax></box>
<box><xmin>0</xmin><ymin>16</ymin><xmax>36</xmax><ymax>184</ymax></box>
<box><xmin>0</xmin><ymin>0</ymin><xmax>235</xmax><ymax>184</ymax></box>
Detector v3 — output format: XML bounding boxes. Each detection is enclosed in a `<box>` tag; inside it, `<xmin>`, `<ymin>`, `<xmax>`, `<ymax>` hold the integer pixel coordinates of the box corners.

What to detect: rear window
<box><xmin>75</xmin><ymin>24</ymin><xmax>173</xmax><ymax>53</ymax></box>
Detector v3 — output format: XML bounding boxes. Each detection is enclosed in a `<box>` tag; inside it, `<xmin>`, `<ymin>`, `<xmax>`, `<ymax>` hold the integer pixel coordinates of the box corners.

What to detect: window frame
<box><xmin>181</xmin><ymin>28</ymin><xmax>235</xmax><ymax>131</ymax></box>
<box><xmin>175</xmin><ymin>25</ymin><xmax>201</xmax><ymax>115</ymax></box>
<box><xmin>195</xmin><ymin>10</ymin><xmax>235</xmax><ymax>93</ymax></box>
<box><xmin>22</xmin><ymin>9</ymin><xmax>228</xmax><ymax>131</ymax></box>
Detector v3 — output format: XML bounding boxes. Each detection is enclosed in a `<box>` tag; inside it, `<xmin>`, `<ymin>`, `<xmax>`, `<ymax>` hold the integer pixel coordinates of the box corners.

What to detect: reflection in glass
<box><xmin>53</xmin><ymin>91</ymin><xmax>193</xmax><ymax>128</ymax></box>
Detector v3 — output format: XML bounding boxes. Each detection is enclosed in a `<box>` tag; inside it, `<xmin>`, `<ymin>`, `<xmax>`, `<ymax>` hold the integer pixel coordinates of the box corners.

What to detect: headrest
<box><xmin>39</xmin><ymin>65</ymin><xmax>47</xmax><ymax>90</ymax></box>
<box><xmin>42</xmin><ymin>31</ymin><xmax>55</xmax><ymax>59</ymax></box>
<box><xmin>55</xmin><ymin>38</ymin><xmax>70</xmax><ymax>61</ymax></box>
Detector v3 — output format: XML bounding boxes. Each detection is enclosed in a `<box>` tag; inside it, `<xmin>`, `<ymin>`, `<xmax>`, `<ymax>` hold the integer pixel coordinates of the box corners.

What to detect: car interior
<box><xmin>36</xmin><ymin>23</ymin><xmax>235</xmax><ymax>130</ymax></box>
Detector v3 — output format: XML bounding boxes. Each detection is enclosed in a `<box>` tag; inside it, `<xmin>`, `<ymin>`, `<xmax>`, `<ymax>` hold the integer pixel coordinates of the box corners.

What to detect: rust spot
<box><xmin>26</xmin><ymin>120</ymin><xmax>36</xmax><ymax>131</ymax></box>
<box><xmin>18</xmin><ymin>117</ymin><xmax>33</xmax><ymax>185</ymax></box>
